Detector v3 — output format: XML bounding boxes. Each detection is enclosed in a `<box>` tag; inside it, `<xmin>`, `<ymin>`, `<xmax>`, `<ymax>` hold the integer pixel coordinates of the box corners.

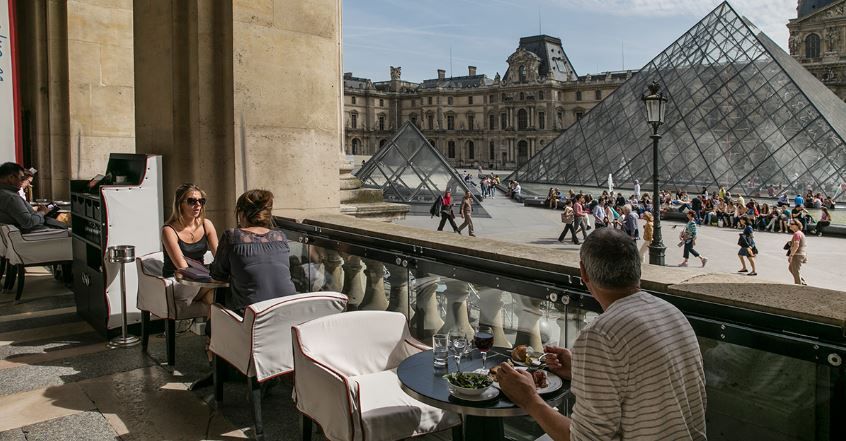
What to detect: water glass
<box><xmin>449</xmin><ymin>332</ymin><xmax>468</xmax><ymax>372</ymax></box>
<box><xmin>432</xmin><ymin>334</ymin><xmax>449</xmax><ymax>368</ymax></box>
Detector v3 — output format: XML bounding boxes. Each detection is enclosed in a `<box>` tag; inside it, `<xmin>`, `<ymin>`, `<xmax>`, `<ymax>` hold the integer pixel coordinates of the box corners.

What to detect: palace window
<box><xmin>519</xmin><ymin>92</ymin><xmax>525</xmax><ymax>100</ymax></box>
<box><xmin>350</xmin><ymin>113</ymin><xmax>358</xmax><ymax>129</ymax></box>
<box><xmin>379</xmin><ymin>98</ymin><xmax>384</xmax><ymax>106</ymax></box>
<box><xmin>467</xmin><ymin>141</ymin><xmax>475</xmax><ymax>159</ymax></box>
<box><xmin>467</xmin><ymin>114</ymin><xmax>475</xmax><ymax>130</ymax></box>
<box><xmin>557</xmin><ymin>91</ymin><xmax>563</xmax><ymax>100</ymax></box>
<box><xmin>351</xmin><ymin>96</ymin><xmax>356</xmax><ymax>105</ymax></box>
<box><xmin>378</xmin><ymin>115</ymin><xmax>385</xmax><ymax>131</ymax></box>
<box><xmin>448</xmin><ymin>96</ymin><xmax>454</xmax><ymax>105</ymax></box>
<box><xmin>538</xmin><ymin>112</ymin><xmax>545</xmax><ymax>130</ymax></box>
<box><xmin>519</xmin><ymin>65</ymin><xmax>527</xmax><ymax>83</ymax></box>
<box><xmin>576</xmin><ymin>111</ymin><xmax>584</xmax><ymax>121</ymax></box>
<box><xmin>517</xmin><ymin>109</ymin><xmax>528</xmax><ymax>130</ymax></box>
<box><xmin>806</xmin><ymin>34</ymin><xmax>821</xmax><ymax>59</ymax></box>
<box><xmin>428</xmin><ymin>114</ymin><xmax>434</xmax><ymax>130</ymax></box>
<box><xmin>489</xmin><ymin>141</ymin><xmax>495</xmax><ymax>159</ymax></box>
<box><xmin>489</xmin><ymin>114</ymin><xmax>496</xmax><ymax>130</ymax></box>
<box><xmin>351</xmin><ymin>138</ymin><xmax>360</xmax><ymax>154</ymax></box>
<box><xmin>447</xmin><ymin>115</ymin><xmax>455</xmax><ymax>130</ymax></box>
<box><xmin>468</xmin><ymin>96</ymin><xmax>474</xmax><ymax>105</ymax></box>
<box><xmin>428</xmin><ymin>96</ymin><xmax>433</xmax><ymax>105</ymax></box>
<box><xmin>501</xmin><ymin>113</ymin><xmax>508</xmax><ymax>130</ymax></box>
<box><xmin>448</xmin><ymin>141</ymin><xmax>456</xmax><ymax>158</ymax></box>
<box><xmin>501</xmin><ymin>93</ymin><xmax>507</xmax><ymax>101</ymax></box>
<box><xmin>576</xmin><ymin>91</ymin><xmax>582</xmax><ymax>101</ymax></box>
<box><xmin>538</xmin><ymin>90</ymin><xmax>544</xmax><ymax>100</ymax></box>
<box><xmin>410</xmin><ymin>114</ymin><xmax>418</xmax><ymax>126</ymax></box>
<box><xmin>489</xmin><ymin>94</ymin><xmax>496</xmax><ymax>103</ymax></box>
<box><xmin>595</xmin><ymin>90</ymin><xmax>602</xmax><ymax>100</ymax></box>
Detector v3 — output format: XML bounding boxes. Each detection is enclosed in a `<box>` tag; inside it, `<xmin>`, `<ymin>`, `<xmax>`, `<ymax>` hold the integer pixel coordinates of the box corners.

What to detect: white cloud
<box><xmin>545</xmin><ymin>0</ymin><xmax>794</xmax><ymax>49</ymax></box>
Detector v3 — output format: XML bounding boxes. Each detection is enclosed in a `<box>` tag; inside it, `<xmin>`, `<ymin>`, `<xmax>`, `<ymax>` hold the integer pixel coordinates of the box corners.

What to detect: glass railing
<box><xmin>275</xmin><ymin>216</ymin><xmax>845</xmax><ymax>441</ymax></box>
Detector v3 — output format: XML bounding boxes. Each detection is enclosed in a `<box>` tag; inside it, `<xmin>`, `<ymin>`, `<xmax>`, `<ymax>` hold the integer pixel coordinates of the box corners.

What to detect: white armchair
<box><xmin>135</xmin><ymin>251</ymin><xmax>211</xmax><ymax>366</ymax></box>
<box><xmin>292</xmin><ymin>311</ymin><xmax>461</xmax><ymax>441</ymax></box>
<box><xmin>0</xmin><ymin>225</ymin><xmax>72</xmax><ymax>301</ymax></box>
<box><xmin>210</xmin><ymin>291</ymin><xmax>348</xmax><ymax>441</ymax></box>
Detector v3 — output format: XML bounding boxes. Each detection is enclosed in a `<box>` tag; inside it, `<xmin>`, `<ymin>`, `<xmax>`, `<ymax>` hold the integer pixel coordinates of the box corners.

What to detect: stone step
<box><xmin>340</xmin><ymin>202</ymin><xmax>410</xmax><ymax>222</ymax></box>
<box><xmin>340</xmin><ymin>176</ymin><xmax>363</xmax><ymax>190</ymax></box>
<box><xmin>340</xmin><ymin>188</ymin><xmax>384</xmax><ymax>204</ymax></box>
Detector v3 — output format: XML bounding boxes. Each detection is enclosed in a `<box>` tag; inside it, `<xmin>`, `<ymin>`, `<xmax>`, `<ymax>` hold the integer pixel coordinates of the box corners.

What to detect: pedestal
<box><xmin>341</xmin><ymin>255</ymin><xmax>365</xmax><ymax>309</ymax></box>
<box><xmin>513</xmin><ymin>296</ymin><xmax>543</xmax><ymax>349</ymax></box>
<box><xmin>411</xmin><ymin>274</ymin><xmax>443</xmax><ymax>339</ymax></box>
<box><xmin>387</xmin><ymin>267</ymin><xmax>412</xmax><ymax>319</ymax></box>
<box><xmin>322</xmin><ymin>250</ymin><xmax>345</xmax><ymax>292</ymax></box>
<box><xmin>438</xmin><ymin>280</ymin><xmax>474</xmax><ymax>340</ymax></box>
<box><xmin>360</xmin><ymin>259</ymin><xmax>388</xmax><ymax>311</ymax></box>
<box><xmin>477</xmin><ymin>288</ymin><xmax>511</xmax><ymax>348</ymax></box>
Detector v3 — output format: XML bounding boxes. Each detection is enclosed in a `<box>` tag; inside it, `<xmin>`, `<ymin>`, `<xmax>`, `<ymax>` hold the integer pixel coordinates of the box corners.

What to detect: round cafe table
<box><xmin>398</xmin><ymin>348</ymin><xmax>570</xmax><ymax>440</ymax></box>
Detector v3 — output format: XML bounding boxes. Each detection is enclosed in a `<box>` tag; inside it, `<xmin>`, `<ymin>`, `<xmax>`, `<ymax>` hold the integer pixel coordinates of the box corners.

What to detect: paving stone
<box><xmin>0</xmin><ymin>429</ymin><xmax>25</xmax><ymax>441</ymax></box>
<box><xmin>0</xmin><ymin>312</ymin><xmax>81</xmax><ymax>334</ymax></box>
<box><xmin>19</xmin><ymin>411</ymin><xmax>118</xmax><ymax>441</ymax></box>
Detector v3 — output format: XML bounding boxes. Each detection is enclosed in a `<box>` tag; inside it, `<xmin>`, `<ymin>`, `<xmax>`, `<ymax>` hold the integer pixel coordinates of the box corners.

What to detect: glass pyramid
<box><xmin>510</xmin><ymin>1</ymin><xmax>846</xmax><ymax>200</ymax></box>
<box><xmin>356</xmin><ymin>122</ymin><xmax>489</xmax><ymax>216</ymax></box>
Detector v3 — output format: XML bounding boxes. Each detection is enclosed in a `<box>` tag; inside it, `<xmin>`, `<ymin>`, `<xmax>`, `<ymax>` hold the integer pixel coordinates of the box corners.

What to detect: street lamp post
<box><xmin>643</xmin><ymin>81</ymin><xmax>668</xmax><ymax>266</ymax></box>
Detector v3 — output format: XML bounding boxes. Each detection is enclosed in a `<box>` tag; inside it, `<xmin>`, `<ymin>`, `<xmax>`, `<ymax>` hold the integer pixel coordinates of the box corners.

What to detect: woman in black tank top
<box><xmin>161</xmin><ymin>184</ymin><xmax>219</xmax><ymax>298</ymax></box>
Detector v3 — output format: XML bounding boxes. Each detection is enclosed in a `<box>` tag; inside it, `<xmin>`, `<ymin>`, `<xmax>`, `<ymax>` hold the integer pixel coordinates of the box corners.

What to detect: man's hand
<box><xmin>543</xmin><ymin>345</ymin><xmax>572</xmax><ymax>380</ymax></box>
<box><xmin>36</xmin><ymin>205</ymin><xmax>50</xmax><ymax>214</ymax></box>
<box><xmin>495</xmin><ymin>362</ymin><xmax>543</xmax><ymax>409</ymax></box>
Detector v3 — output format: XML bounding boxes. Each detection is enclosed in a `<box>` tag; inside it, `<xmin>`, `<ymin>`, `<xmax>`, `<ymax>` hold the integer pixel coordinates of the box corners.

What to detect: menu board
<box><xmin>0</xmin><ymin>0</ymin><xmax>20</xmax><ymax>163</ymax></box>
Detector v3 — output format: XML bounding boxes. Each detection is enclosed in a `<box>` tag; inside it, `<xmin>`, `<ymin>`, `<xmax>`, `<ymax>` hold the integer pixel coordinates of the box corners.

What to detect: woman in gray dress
<box><xmin>209</xmin><ymin>189</ymin><xmax>296</xmax><ymax>314</ymax></box>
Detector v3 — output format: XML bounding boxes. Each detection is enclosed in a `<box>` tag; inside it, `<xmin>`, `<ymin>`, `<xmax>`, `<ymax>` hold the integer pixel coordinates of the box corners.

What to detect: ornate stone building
<box><xmin>788</xmin><ymin>0</ymin><xmax>846</xmax><ymax>100</ymax></box>
<box><xmin>343</xmin><ymin>35</ymin><xmax>630</xmax><ymax>168</ymax></box>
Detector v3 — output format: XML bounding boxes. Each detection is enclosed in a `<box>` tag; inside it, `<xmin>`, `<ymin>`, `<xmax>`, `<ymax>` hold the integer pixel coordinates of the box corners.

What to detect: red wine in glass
<box><xmin>474</xmin><ymin>327</ymin><xmax>494</xmax><ymax>368</ymax></box>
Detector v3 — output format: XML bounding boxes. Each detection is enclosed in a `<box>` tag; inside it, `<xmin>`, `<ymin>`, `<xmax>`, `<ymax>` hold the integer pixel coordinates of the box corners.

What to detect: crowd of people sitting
<box><xmin>541</xmin><ymin>184</ymin><xmax>837</xmax><ymax>237</ymax></box>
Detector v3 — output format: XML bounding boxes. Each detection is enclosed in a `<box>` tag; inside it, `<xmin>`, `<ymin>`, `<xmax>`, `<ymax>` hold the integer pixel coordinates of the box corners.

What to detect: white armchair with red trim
<box><xmin>292</xmin><ymin>311</ymin><xmax>461</xmax><ymax>441</ymax></box>
<box><xmin>0</xmin><ymin>224</ymin><xmax>71</xmax><ymax>301</ymax></box>
<box><xmin>210</xmin><ymin>291</ymin><xmax>348</xmax><ymax>441</ymax></box>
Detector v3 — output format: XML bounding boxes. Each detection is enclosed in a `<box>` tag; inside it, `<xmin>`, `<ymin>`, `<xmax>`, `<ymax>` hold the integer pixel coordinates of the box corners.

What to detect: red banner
<box><xmin>0</xmin><ymin>0</ymin><xmax>20</xmax><ymax>163</ymax></box>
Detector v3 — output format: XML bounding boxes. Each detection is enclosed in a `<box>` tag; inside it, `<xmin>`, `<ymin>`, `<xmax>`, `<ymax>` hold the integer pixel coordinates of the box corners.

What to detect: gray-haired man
<box><xmin>496</xmin><ymin>228</ymin><xmax>706</xmax><ymax>440</ymax></box>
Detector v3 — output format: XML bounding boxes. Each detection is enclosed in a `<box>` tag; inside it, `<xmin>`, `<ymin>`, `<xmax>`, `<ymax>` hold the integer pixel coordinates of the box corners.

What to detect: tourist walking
<box><xmin>457</xmin><ymin>191</ymin><xmax>475</xmax><ymax>237</ymax></box>
<box><xmin>737</xmin><ymin>216</ymin><xmax>757</xmax><ymax>276</ymax></box>
<box><xmin>633</xmin><ymin>179</ymin><xmax>641</xmax><ymax>199</ymax></box>
<box><xmin>435</xmin><ymin>190</ymin><xmax>460</xmax><ymax>233</ymax></box>
<box><xmin>574</xmin><ymin>196</ymin><xmax>589</xmax><ymax>241</ymax></box>
<box><xmin>622</xmin><ymin>204</ymin><xmax>638</xmax><ymax>239</ymax></box>
<box><xmin>557</xmin><ymin>200</ymin><xmax>579</xmax><ymax>244</ymax></box>
<box><xmin>787</xmin><ymin>219</ymin><xmax>807</xmax><ymax>285</ymax></box>
<box><xmin>679</xmin><ymin>210</ymin><xmax>708</xmax><ymax>267</ymax></box>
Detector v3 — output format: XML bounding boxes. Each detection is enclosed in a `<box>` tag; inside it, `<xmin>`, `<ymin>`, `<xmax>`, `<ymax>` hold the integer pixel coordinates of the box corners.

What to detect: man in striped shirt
<box><xmin>497</xmin><ymin>228</ymin><xmax>707</xmax><ymax>440</ymax></box>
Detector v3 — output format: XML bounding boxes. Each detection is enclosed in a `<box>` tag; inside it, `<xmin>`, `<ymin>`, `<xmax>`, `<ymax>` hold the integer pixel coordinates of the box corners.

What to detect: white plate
<box><xmin>493</xmin><ymin>368</ymin><xmax>563</xmax><ymax>395</ymax></box>
<box><xmin>448</xmin><ymin>385</ymin><xmax>499</xmax><ymax>401</ymax></box>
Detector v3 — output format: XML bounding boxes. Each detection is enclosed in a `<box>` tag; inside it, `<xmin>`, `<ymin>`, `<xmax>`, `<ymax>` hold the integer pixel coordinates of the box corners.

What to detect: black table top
<box><xmin>397</xmin><ymin>348</ymin><xmax>570</xmax><ymax>418</ymax></box>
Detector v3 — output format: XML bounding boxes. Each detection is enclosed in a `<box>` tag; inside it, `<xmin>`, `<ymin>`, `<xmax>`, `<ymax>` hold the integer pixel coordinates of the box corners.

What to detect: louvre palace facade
<box><xmin>788</xmin><ymin>0</ymin><xmax>846</xmax><ymax>101</ymax></box>
<box><xmin>342</xmin><ymin>35</ymin><xmax>629</xmax><ymax>168</ymax></box>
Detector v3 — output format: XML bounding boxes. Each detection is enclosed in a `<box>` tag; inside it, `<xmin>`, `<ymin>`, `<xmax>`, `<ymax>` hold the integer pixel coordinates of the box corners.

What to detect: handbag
<box><xmin>783</xmin><ymin>240</ymin><xmax>792</xmax><ymax>256</ymax></box>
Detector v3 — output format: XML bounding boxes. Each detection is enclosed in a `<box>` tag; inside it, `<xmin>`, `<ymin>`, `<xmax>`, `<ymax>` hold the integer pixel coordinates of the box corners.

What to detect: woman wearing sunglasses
<box><xmin>162</xmin><ymin>183</ymin><xmax>219</xmax><ymax>305</ymax></box>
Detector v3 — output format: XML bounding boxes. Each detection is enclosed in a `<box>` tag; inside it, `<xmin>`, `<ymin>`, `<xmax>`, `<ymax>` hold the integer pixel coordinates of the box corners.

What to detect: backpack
<box><xmin>429</xmin><ymin>195</ymin><xmax>443</xmax><ymax>217</ymax></box>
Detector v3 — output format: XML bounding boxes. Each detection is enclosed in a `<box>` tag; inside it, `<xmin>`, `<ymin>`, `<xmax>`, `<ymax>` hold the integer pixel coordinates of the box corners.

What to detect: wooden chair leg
<box><xmin>248</xmin><ymin>376</ymin><xmax>264</xmax><ymax>441</ymax></box>
<box><xmin>140</xmin><ymin>311</ymin><xmax>150</xmax><ymax>352</ymax></box>
<box><xmin>302</xmin><ymin>414</ymin><xmax>313</xmax><ymax>441</ymax></box>
<box><xmin>14</xmin><ymin>265</ymin><xmax>25</xmax><ymax>301</ymax></box>
<box><xmin>214</xmin><ymin>354</ymin><xmax>225</xmax><ymax>402</ymax></box>
<box><xmin>166</xmin><ymin>319</ymin><xmax>176</xmax><ymax>366</ymax></box>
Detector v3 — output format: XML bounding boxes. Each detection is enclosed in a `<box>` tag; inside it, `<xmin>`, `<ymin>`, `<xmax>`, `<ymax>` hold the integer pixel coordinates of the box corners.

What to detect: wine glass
<box><xmin>474</xmin><ymin>325</ymin><xmax>494</xmax><ymax>370</ymax></box>
<box><xmin>449</xmin><ymin>331</ymin><xmax>468</xmax><ymax>372</ymax></box>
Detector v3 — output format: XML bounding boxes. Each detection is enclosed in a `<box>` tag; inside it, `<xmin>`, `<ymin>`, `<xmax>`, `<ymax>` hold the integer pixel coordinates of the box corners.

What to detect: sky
<box><xmin>343</xmin><ymin>0</ymin><xmax>797</xmax><ymax>83</ymax></box>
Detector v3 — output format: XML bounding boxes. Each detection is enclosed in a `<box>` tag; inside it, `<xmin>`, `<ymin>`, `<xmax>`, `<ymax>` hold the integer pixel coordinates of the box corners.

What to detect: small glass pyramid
<box><xmin>356</xmin><ymin>122</ymin><xmax>489</xmax><ymax>216</ymax></box>
<box><xmin>510</xmin><ymin>1</ymin><xmax>846</xmax><ymax>200</ymax></box>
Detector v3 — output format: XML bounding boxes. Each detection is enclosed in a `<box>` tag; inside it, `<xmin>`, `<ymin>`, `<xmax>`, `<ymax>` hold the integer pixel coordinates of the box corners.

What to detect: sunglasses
<box><xmin>185</xmin><ymin>197</ymin><xmax>207</xmax><ymax>206</ymax></box>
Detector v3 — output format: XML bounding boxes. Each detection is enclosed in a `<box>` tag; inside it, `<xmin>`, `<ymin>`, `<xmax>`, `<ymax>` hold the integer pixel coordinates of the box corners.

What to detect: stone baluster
<box><xmin>410</xmin><ymin>274</ymin><xmax>443</xmax><ymax>339</ymax></box>
<box><xmin>387</xmin><ymin>266</ymin><xmax>412</xmax><ymax>319</ymax></box>
<box><xmin>322</xmin><ymin>250</ymin><xmax>345</xmax><ymax>292</ymax></box>
<box><xmin>341</xmin><ymin>255</ymin><xmax>365</xmax><ymax>310</ymax></box>
<box><xmin>554</xmin><ymin>303</ymin><xmax>585</xmax><ymax>348</ymax></box>
<box><xmin>360</xmin><ymin>259</ymin><xmax>388</xmax><ymax>311</ymax></box>
<box><xmin>438</xmin><ymin>280</ymin><xmax>474</xmax><ymax>340</ymax></box>
<box><xmin>513</xmin><ymin>295</ymin><xmax>544</xmax><ymax>349</ymax></box>
<box><xmin>477</xmin><ymin>287</ymin><xmax>511</xmax><ymax>348</ymax></box>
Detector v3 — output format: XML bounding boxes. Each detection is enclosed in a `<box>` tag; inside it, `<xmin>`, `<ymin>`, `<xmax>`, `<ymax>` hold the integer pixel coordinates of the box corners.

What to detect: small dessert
<box><xmin>532</xmin><ymin>370</ymin><xmax>548</xmax><ymax>389</ymax></box>
<box><xmin>511</xmin><ymin>345</ymin><xmax>529</xmax><ymax>363</ymax></box>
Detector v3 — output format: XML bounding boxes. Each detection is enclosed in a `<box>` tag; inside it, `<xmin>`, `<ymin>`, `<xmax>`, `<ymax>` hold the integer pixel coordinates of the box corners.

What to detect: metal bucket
<box><xmin>106</xmin><ymin>245</ymin><xmax>135</xmax><ymax>264</ymax></box>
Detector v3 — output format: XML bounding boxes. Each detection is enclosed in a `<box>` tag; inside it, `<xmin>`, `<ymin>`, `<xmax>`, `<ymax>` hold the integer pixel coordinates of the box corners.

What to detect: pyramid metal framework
<box><xmin>356</xmin><ymin>122</ymin><xmax>488</xmax><ymax>215</ymax></box>
<box><xmin>510</xmin><ymin>1</ymin><xmax>846</xmax><ymax>200</ymax></box>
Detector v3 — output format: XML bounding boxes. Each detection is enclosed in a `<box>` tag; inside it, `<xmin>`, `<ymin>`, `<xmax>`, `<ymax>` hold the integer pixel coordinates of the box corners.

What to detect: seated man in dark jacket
<box><xmin>0</xmin><ymin>162</ymin><xmax>66</xmax><ymax>231</ymax></box>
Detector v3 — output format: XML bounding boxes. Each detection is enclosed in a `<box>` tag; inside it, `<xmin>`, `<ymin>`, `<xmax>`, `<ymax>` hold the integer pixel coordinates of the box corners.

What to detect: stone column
<box><xmin>513</xmin><ymin>295</ymin><xmax>543</xmax><ymax>349</ymax></box>
<box><xmin>410</xmin><ymin>274</ymin><xmax>443</xmax><ymax>339</ymax></box>
<box><xmin>438</xmin><ymin>280</ymin><xmax>474</xmax><ymax>340</ymax></box>
<box><xmin>133</xmin><ymin>0</ymin><xmax>341</xmax><ymax>225</ymax></box>
<box><xmin>360</xmin><ymin>259</ymin><xmax>388</xmax><ymax>311</ymax></box>
<box><xmin>477</xmin><ymin>288</ymin><xmax>511</xmax><ymax>348</ymax></box>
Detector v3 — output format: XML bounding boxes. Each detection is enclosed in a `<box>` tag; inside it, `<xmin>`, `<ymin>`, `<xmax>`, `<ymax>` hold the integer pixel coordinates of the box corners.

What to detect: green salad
<box><xmin>443</xmin><ymin>372</ymin><xmax>493</xmax><ymax>389</ymax></box>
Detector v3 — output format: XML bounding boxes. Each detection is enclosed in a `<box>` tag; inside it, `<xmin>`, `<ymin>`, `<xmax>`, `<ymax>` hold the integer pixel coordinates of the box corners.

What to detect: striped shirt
<box><xmin>570</xmin><ymin>291</ymin><xmax>706</xmax><ymax>441</ymax></box>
